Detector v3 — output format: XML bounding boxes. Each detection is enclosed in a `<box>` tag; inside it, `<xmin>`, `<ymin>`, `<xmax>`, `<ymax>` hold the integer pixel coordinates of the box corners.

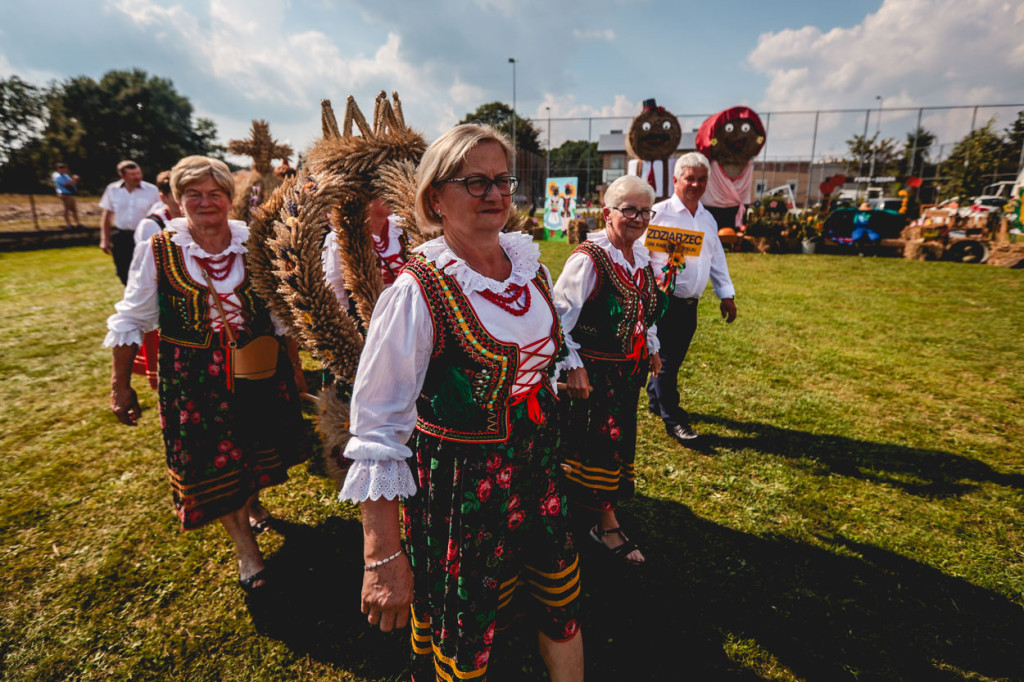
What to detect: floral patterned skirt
<box><xmin>561</xmin><ymin>356</ymin><xmax>649</xmax><ymax>512</ymax></box>
<box><xmin>158</xmin><ymin>338</ymin><xmax>309</xmax><ymax>531</ymax></box>
<box><xmin>404</xmin><ymin>397</ymin><xmax>581</xmax><ymax>680</ymax></box>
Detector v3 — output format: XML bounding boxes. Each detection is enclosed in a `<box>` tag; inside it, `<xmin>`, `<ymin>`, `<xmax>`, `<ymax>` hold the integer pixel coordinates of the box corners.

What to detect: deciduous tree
<box><xmin>0</xmin><ymin>76</ymin><xmax>45</xmax><ymax>166</ymax></box>
<box><xmin>458</xmin><ymin>102</ymin><xmax>541</xmax><ymax>154</ymax></box>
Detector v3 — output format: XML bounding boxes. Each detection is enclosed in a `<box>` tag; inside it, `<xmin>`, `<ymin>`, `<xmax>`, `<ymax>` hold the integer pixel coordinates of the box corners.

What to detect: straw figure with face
<box><xmin>626</xmin><ymin>98</ymin><xmax>682</xmax><ymax>200</ymax></box>
<box><xmin>695</xmin><ymin>106</ymin><xmax>766</xmax><ymax>229</ymax></box>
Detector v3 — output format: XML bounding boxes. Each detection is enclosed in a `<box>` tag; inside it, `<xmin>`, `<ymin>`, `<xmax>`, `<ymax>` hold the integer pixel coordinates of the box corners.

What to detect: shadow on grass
<box><xmin>576</xmin><ymin>498</ymin><xmax>1024</xmax><ymax>681</ymax></box>
<box><xmin>686</xmin><ymin>413</ymin><xmax>1024</xmax><ymax>497</ymax></box>
<box><xmin>246</xmin><ymin>515</ymin><xmax>412</xmax><ymax>680</ymax></box>
<box><xmin>243</xmin><ymin>495</ymin><xmax>1024</xmax><ymax>681</ymax></box>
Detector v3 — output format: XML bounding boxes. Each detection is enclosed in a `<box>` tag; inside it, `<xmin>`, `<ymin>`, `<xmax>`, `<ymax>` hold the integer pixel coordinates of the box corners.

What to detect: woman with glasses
<box><xmin>105</xmin><ymin>156</ymin><xmax>309</xmax><ymax>592</ymax></box>
<box><xmin>340</xmin><ymin>124</ymin><xmax>583</xmax><ymax>681</ymax></box>
<box><xmin>552</xmin><ymin>174</ymin><xmax>665</xmax><ymax>566</ymax></box>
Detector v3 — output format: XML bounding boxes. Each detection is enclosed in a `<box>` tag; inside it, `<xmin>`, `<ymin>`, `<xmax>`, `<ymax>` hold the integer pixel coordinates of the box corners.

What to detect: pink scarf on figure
<box><xmin>704</xmin><ymin>161</ymin><xmax>753</xmax><ymax>227</ymax></box>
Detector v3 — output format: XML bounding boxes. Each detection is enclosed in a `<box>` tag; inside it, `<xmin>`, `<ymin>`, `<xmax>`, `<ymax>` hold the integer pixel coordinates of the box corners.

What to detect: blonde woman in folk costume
<box><xmin>341</xmin><ymin>124</ymin><xmax>584</xmax><ymax>681</ymax></box>
<box><xmin>106</xmin><ymin>156</ymin><xmax>309</xmax><ymax>592</ymax></box>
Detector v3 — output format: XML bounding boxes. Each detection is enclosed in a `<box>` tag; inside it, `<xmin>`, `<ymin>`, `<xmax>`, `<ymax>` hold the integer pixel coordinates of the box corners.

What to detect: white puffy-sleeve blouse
<box><xmin>103</xmin><ymin>219</ymin><xmax>286</xmax><ymax>348</ymax></box>
<box><xmin>551</xmin><ymin>229</ymin><xmax>660</xmax><ymax>372</ymax></box>
<box><xmin>340</xmin><ymin>231</ymin><xmax>559</xmax><ymax>503</ymax></box>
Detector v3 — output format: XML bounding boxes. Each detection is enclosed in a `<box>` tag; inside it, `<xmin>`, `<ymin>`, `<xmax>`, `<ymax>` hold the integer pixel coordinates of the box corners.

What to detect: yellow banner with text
<box><xmin>644</xmin><ymin>225</ymin><xmax>704</xmax><ymax>257</ymax></box>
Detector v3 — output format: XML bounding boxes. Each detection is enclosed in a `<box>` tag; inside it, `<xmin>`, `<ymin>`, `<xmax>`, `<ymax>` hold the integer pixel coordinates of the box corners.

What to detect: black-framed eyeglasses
<box><xmin>443</xmin><ymin>175</ymin><xmax>519</xmax><ymax>197</ymax></box>
<box><xmin>611</xmin><ymin>206</ymin><xmax>656</xmax><ymax>221</ymax></box>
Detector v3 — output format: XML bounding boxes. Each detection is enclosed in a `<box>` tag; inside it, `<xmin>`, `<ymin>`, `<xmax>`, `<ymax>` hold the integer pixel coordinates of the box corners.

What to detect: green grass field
<box><xmin>1</xmin><ymin>244</ymin><xmax>1022</xmax><ymax>681</ymax></box>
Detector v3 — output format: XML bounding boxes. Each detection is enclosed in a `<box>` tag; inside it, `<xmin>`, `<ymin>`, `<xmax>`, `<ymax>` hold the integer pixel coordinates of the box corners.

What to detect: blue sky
<box><xmin>1</xmin><ymin>0</ymin><xmax>1021</xmax><ymax>166</ymax></box>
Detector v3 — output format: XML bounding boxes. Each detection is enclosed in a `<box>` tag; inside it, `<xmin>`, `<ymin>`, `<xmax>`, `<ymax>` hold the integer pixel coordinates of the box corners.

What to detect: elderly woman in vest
<box><xmin>553</xmin><ymin>174</ymin><xmax>665</xmax><ymax>566</ymax></box>
<box><xmin>105</xmin><ymin>155</ymin><xmax>309</xmax><ymax>592</ymax></box>
<box><xmin>341</xmin><ymin>124</ymin><xmax>583</xmax><ymax>681</ymax></box>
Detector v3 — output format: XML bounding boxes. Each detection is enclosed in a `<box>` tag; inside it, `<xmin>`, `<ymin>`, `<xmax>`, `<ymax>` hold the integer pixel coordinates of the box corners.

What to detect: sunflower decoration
<box><xmin>549</xmin><ymin>181</ymin><xmax>560</xmax><ymax>197</ymax></box>
<box><xmin>563</xmin><ymin>183</ymin><xmax>575</xmax><ymax>198</ymax></box>
<box><xmin>657</xmin><ymin>242</ymin><xmax>686</xmax><ymax>294</ymax></box>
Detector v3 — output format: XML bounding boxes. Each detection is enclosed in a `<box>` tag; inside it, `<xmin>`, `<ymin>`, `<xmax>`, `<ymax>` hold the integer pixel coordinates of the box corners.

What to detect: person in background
<box><xmin>341</xmin><ymin>124</ymin><xmax>583</xmax><ymax>681</ymax></box>
<box><xmin>52</xmin><ymin>162</ymin><xmax>81</xmax><ymax>230</ymax></box>
<box><xmin>129</xmin><ymin>170</ymin><xmax>182</xmax><ymax>390</ymax></box>
<box><xmin>99</xmin><ymin>160</ymin><xmax>160</xmax><ymax>284</ymax></box>
<box><xmin>553</xmin><ymin>173</ymin><xmax>664</xmax><ymax>566</ymax></box>
<box><xmin>852</xmin><ymin>201</ymin><xmax>881</xmax><ymax>257</ymax></box>
<box><xmin>134</xmin><ymin>171</ymin><xmax>181</xmax><ymax>245</ymax></box>
<box><xmin>321</xmin><ymin>198</ymin><xmax>405</xmax><ymax>316</ymax></box>
<box><xmin>646</xmin><ymin>152</ymin><xmax>737</xmax><ymax>444</ymax></box>
<box><xmin>105</xmin><ymin>156</ymin><xmax>309</xmax><ymax>592</ymax></box>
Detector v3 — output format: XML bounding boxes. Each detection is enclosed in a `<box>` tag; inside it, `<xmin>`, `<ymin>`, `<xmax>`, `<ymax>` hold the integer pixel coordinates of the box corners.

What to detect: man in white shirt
<box><xmin>134</xmin><ymin>170</ymin><xmax>180</xmax><ymax>244</ymax></box>
<box><xmin>646</xmin><ymin>152</ymin><xmax>737</xmax><ymax>443</ymax></box>
<box><xmin>99</xmin><ymin>160</ymin><xmax>160</xmax><ymax>284</ymax></box>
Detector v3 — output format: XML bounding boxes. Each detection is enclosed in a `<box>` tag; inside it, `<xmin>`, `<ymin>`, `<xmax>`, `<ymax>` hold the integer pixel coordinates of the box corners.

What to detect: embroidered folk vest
<box><xmin>403</xmin><ymin>254</ymin><xmax>564</xmax><ymax>443</ymax></box>
<box><xmin>151</xmin><ymin>230</ymin><xmax>271</xmax><ymax>348</ymax></box>
<box><xmin>570</xmin><ymin>240</ymin><xmax>662</xmax><ymax>361</ymax></box>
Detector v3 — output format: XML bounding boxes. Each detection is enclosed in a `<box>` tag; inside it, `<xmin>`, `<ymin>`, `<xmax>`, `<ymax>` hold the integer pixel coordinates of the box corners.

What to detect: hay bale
<box><xmin>987</xmin><ymin>243</ymin><xmax>1024</xmax><ymax>268</ymax></box>
<box><xmin>568</xmin><ymin>218</ymin><xmax>587</xmax><ymax>244</ymax></box>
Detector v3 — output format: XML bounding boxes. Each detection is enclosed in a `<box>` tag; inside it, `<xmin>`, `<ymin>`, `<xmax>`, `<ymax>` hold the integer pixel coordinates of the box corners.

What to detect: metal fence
<box><xmin>517</xmin><ymin>103</ymin><xmax>1024</xmax><ymax>207</ymax></box>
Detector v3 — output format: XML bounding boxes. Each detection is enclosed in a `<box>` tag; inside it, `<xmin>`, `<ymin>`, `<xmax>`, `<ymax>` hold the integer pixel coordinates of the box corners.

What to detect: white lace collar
<box><xmin>413</xmin><ymin>231</ymin><xmax>540</xmax><ymax>294</ymax></box>
<box><xmin>586</xmin><ymin>229</ymin><xmax>651</xmax><ymax>273</ymax></box>
<box><xmin>168</xmin><ymin>218</ymin><xmax>250</xmax><ymax>258</ymax></box>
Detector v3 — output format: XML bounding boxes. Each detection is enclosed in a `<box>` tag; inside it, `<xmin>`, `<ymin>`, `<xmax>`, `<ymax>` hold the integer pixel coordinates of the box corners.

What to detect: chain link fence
<box><xmin>515</xmin><ymin>103</ymin><xmax>1024</xmax><ymax>208</ymax></box>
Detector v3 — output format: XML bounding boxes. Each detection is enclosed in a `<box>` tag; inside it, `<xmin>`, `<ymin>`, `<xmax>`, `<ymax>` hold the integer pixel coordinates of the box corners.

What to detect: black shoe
<box><xmin>666</xmin><ymin>423</ymin><xmax>699</xmax><ymax>443</ymax></box>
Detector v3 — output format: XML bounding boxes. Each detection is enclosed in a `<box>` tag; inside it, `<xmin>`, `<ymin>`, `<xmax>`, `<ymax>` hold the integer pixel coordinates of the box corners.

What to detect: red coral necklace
<box><xmin>196</xmin><ymin>252</ymin><xmax>236</xmax><ymax>281</ymax></box>
<box><xmin>480</xmin><ymin>282</ymin><xmax>531</xmax><ymax>316</ymax></box>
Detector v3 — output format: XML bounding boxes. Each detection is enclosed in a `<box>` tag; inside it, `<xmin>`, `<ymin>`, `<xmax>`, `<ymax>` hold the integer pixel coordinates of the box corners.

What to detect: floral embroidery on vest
<box><xmin>151</xmin><ymin>231</ymin><xmax>267</xmax><ymax>348</ymax></box>
<box><xmin>403</xmin><ymin>254</ymin><xmax>564</xmax><ymax>443</ymax></box>
<box><xmin>571</xmin><ymin>240</ymin><xmax>661</xmax><ymax>362</ymax></box>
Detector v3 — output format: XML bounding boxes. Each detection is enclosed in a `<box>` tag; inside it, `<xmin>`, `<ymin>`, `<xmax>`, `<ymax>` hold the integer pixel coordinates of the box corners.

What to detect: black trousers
<box><xmin>646</xmin><ymin>295</ymin><xmax>699</xmax><ymax>428</ymax></box>
<box><xmin>112</xmin><ymin>229</ymin><xmax>136</xmax><ymax>285</ymax></box>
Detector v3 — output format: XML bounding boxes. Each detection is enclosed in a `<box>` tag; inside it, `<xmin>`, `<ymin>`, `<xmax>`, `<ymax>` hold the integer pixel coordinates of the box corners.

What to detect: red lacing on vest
<box><xmin>610</xmin><ymin>260</ymin><xmax>649</xmax><ymax>371</ymax></box>
<box><xmin>373</xmin><ymin>228</ymin><xmax>405</xmax><ymax>285</ymax></box>
<box><xmin>508</xmin><ymin>336</ymin><xmax>556</xmax><ymax>425</ymax></box>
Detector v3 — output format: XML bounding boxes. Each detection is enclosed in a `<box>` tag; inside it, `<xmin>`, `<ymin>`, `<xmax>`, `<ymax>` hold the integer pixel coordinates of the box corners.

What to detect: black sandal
<box><xmin>589</xmin><ymin>525</ymin><xmax>644</xmax><ymax>566</ymax></box>
<box><xmin>250</xmin><ymin>516</ymin><xmax>273</xmax><ymax>536</ymax></box>
<box><xmin>238</xmin><ymin>569</ymin><xmax>269</xmax><ymax>593</ymax></box>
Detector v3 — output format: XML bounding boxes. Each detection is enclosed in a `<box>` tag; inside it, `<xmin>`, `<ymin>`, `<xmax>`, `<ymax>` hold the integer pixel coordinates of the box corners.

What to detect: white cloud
<box><xmin>528</xmin><ymin>94</ymin><xmax>641</xmax><ymax>148</ymax></box>
<box><xmin>106</xmin><ymin>0</ymin><xmax>470</xmax><ymax>152</ymax></box>
<box><xmin>572</xmin><ymin>28</ymin><xmax>616</xmax><ymax>41</ymax></box>
<box><xmin>747</xmin><ymin>0</ymin><xmax>1024</xmax><ymax>156</ymax></box>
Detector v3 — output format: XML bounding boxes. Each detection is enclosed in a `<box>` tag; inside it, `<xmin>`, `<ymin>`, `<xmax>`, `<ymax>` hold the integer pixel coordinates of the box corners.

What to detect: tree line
<box><xmin>458</xmin><ymin>102</ymin><xmax>600</xmax><ymax>198</ymax></box>
<box><xmin>846</xmin><ymin>113</ymin><xmax>1024</xmax><ymax>199</ymax></box>
<box><xmin>0</xmin><ymin>69</ymin><xmax>224</xmax><ymax>194</ymax></box>
<box><xmin>463</xmin><ymin>101</ymin><xmax>1024</xmax><ymax>203</ymax></box>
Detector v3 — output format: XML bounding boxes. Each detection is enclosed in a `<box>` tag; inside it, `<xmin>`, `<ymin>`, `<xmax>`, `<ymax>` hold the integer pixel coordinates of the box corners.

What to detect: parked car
<box><xmin>823</xmin><ymin>206</ymin><xmax>906</xmax><ymax>242</ymax></box>
<box><xmin>967</xmin><ymin>195</ymin><xmax>1005</xmax><ymax>215</ymax></box>
<box><xmin>868</xmin><ymin>197</ymin><xmax>904</xmax><ymax>212</ymax></box>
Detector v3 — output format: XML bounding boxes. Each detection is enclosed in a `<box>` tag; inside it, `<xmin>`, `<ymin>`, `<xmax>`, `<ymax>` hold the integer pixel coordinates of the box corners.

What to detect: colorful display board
<box><xmin>543</xmin><ymin>177</ymin><xmax>578</xmax><ymax>241</ymax></box>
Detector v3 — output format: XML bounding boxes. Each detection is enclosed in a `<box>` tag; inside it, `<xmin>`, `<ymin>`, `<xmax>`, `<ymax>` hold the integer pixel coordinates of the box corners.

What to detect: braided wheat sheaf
<box><xmin>246</xmin><ymin>92</ymin><xmax>427</xmax><ymax>487</ymax></box>
<box><xmin>247</xmin><ymin>92</ymin><xmax>528</xmax><ymax>488</ymax></box>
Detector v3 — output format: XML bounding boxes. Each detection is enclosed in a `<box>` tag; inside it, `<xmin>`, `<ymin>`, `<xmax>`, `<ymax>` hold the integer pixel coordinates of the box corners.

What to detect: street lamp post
<box><xmin>869</xmin><ymin>95</ymin><xmax>883</xmax><ymax>184</ymax></box>
<box><xmin>545</xmin><ymin>106</ymin><xmax>551</xmax><ymax>181</ymax></box>
<box><xmin>508</xmin><ymin>58</ymin><xmax>516</xmax><ymax>178</ymax></box>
